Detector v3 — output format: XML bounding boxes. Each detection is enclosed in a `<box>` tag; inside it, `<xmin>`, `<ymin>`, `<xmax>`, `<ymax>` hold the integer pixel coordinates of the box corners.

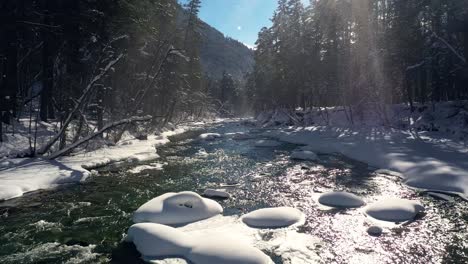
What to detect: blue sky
<box><xmin>179</xmin><ymin>0</ymin><xmax>307</xmax><ymax>49</ymax></box>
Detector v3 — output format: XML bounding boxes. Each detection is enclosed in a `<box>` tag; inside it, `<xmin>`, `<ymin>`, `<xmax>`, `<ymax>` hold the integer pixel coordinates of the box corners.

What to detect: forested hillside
<box><xmin>248</xmin><ymin>0</ymin><xmax>468</xmax><ymax>114</ymax></box>
<box><xmin>0</xmin><ymin>0</ymin><xmax>252</xmax><ymax>156</ymax></box>
<box><xmin>198</xmin><ymin>22</ymin><xmax>254</xmax><ymax>80</ymax></box>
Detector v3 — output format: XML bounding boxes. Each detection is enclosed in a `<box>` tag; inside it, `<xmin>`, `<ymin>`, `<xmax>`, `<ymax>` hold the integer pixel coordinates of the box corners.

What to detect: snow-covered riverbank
<box><xmin>257</xmin><ymin>104</ymin><xmax>468</xmax><ymax>200</ymax></box>
<box><xmin>0</xmin><ymin>119</ymin><xmax>229</xmax><ymax>201</ymax></box>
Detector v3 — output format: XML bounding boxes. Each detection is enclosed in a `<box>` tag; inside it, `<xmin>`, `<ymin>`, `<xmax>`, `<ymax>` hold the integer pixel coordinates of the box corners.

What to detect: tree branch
<box><xmin>47</xmin><ymin>115</ymin><xmax>152</xmax><ymax>160</ymax></box>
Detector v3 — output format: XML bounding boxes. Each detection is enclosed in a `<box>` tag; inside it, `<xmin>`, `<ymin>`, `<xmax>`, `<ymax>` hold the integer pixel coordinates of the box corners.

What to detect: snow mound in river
<box><xmin>364</xmin><ymin>198</ymin><xmax>424</xmax><ymax>222</ymax></box>
<box><xmin>318</xmin><ymin>191</ymin><xmax>365</xmax><ymax>208</ymax></box>
<box><xmin>133</xmin><ymin>192</ymin><xmax>223</xmax><ymax>225</ymax></box>
<box><xmin>126</xmin><ymin>223</ymin><xmax>192</xmax><ymax>257</ymax></box>
<box><xmin>0</xmin><ymin>185</ymin><xmax>23</xmax><ymax>200</ymax></box>
<box><xmin>242</xmin><ymin>207</ymin><xmax>304</xmax><ymax>228</ymax></box>
<box><xmin>199</xmin><ymin>133</ymin><xmax>222</xmax><ymax>141</ymax></box>
<box><xmin>290</xmin><ymin>150</ymin><xmax>318</xmax><ymax>161</ymax></box>
<box><xmin>254</xmin><ymin>140</ymin><xmax>282</xmax><ymax>147</ymax></box>
<box><xmin>126</xmin><ymin>222</ymin><xmax>271</xmax><ymax>264</ymax></box>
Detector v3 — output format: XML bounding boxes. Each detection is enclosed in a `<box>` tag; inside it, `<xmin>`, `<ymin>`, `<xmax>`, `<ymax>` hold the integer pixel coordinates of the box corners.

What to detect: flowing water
<box><xmin>0</xmin><ymin>121</ymin><xmax>467</xmax><ymax>264</ymax></box>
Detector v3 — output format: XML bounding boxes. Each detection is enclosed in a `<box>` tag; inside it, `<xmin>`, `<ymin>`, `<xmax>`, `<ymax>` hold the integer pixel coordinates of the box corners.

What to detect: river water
<box><xmin>0</xmin><ymin>121</ymin><xmax>467</xmax><ymax>263</ymax></box>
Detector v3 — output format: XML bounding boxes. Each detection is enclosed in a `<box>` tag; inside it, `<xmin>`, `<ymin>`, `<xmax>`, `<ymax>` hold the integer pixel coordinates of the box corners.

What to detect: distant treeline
<box><xmin>247</xmin><ymin>0</ymin><xmax>468</xmax><ymax>112</ymax></box>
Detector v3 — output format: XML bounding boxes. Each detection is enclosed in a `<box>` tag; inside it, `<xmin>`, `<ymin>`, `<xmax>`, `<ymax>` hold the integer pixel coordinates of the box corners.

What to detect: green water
<box><xmin>0</xmin><ymin>121</ymin><xmax>466</xmax><ymax>263</ymax></box>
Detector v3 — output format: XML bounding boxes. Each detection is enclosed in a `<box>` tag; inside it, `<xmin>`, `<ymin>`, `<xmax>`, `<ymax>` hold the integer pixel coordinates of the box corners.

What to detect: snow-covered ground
<box><xmin>0</xmin><ymin>117</ymin><xmax>231</xmax><ymax>201</ymax></box>
<box><xmin>257</xmin><ymin>102</ymin><xmax>468</xmax><ymax>200</ymax></box>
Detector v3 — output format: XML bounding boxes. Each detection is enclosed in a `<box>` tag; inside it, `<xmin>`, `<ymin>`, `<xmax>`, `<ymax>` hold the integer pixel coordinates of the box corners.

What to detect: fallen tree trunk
<box><xmin>47</xmin><ymin>115</ymin><xmax>152</xmax><ymax>160</ymax></box>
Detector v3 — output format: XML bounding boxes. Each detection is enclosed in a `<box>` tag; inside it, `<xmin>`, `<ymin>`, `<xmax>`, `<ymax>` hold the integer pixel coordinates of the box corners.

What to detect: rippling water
<box><xmin>0</xmin><ymin>121</ymin><xmax>466</xmax><ymax>263</ymax></box>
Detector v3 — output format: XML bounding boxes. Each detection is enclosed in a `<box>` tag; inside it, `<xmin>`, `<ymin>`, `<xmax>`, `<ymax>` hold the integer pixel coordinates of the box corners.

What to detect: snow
<box><xmin>126</xmin><ymin>223</ymin><xmax>193</xmax><ymax>258</ymax></box>
<box><xmin>202</xmin><ymin>189</ymin><xmax>230</xmax><ymax>199</ymax></box>
<box><xmin>126</xmin><ymin>215</ymin><xmax>321</xmax><ymax>264</ymax></box>
<box><xmin>128</xmin><ymin>163</ymin><xmax>165</xmax><ymax>174</ymax></box>
<box><xmin>188</xmin><ymin>235</ymin><xmax>270</xmax><ymax>264</ymax></box>
<box><xmin>199</xmin><ymin>133</ymin><xmax>222</xmax><ymax>141</ymax></box>
<box><xmin>241</xmin><ymin>207</ymin><xmax>305</xmax><ymax>228</ymax></box>
<box><xmin>126</xmin><ymin>221</ymin><xmax>271</xmax><ymax>264</ymax></box>
<box><xmin>254</xmin><ymin>140</ymin><xmax>282</xmax><ymax>148</ymax></box>
<box><xmin>133</xmin><ymin>191</ymin><xmax>223</xmax><ymax>225</ymax></box>
<box><xmin>364</xmin><ymin>198</ymin><xmax>425</xmax><ymax>222</ymax></box>
<box><xmin>318</xmin><ymin>191</ymin><xmax>365</xmax><ymax>208</ymax></box>
<box><xmin>256</xmin><ymin>102</ymin><xmax>468</xmax><ymax>199</ymax></box>
<box><xmin>260</xmin><ymin>126</ymin><xmax>468</xmax><ymax>200</ymax></box>
<box><xmin>290</xmin><ymin>150</ymin><xmax>318</xmax><ymax>161</ymax></box>
<box><xmin>0</xmin><ymin>127</ymin><xmax>190</xmax><ymax>201</ymax></box>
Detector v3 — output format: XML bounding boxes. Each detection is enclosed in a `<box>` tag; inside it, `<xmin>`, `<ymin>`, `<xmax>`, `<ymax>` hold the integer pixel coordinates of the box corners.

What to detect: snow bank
<box><xmin>318</xmin><ymin>191</ymin><xmax>365</xmax><ymax>208</ymax></box>
<box><xmin>241</xmin><ymin>207</ymin><xmax>304</xmax><ymax>228</ymax></box>
<box><xmin>202</xmin><ymin>189</ymin><xmax>230</xmax><ymax>199</ymax></box>
<box><xmin>261</xmin><ymin>127</ymin><xmax>468</xmax><ymax>199</ymax></box>
<box><xmin>254</xmin><ymin>140</ymin><xmax>282</xmax><ymax>148</ymax></box>
<box><xmin>199</xmin><ymin>133</ymin><xmax>222</xmax><ymax>141</ymax></box>
<box><xmin>364</xmin><ymin>198</ymin><xmax>424</xmax><ymax>222</ymax></box>
<box><xmin>290</xmin><ymin>150</ymin><xmax>318</xmax><ymax>161</ymax></box>
<box><xmin>126</xmin><ymin>221</ymin><xmax>271</xmax><ymax>264</ymax></box>
<box><xmin>133</xmin><ymin>192</ymin><xmax>223</xmax><ymax>225</ymax></box>
<box><xmin>0</xmin><ymin>127</ymin><xmax>190</xmax><ymax>201</ymax></box>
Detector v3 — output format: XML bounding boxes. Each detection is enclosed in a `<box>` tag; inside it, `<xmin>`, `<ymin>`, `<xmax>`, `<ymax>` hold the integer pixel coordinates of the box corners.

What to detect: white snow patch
<box><xmin>254</xmin><ymin>140</ymin><xmax>282</xmax><ymax>147</ymax></box>
<box><xmin>290</xmin><ymin>150</ymin><xmax>318</xmax><ymax>161</ymax></box>
<box><xmin>133</xmin><ymin>191</ymin><xmax>223</xmax><ymax>225</ymax></box>
<box><xmin>261</xmin><ymin>127</ymin><xmax>468</xmax><ymax>199</ymax></box>
<box><xmin>126</xmin><ymin>222</ymin><xmax>271</xmax><ymax>264</ymax></box>
<box><xmin>241</xmin><ymin>207</ymin><xmax>305</xmax><ymax>228</ymax></box>
<box><xmin>202</xmin><ymin>189</ymin><xmax>230</xmax><ymax>199</ymax></box>
<box><xmin>0</xmin><ymin>127</ymin><xmax>190</xmax><ymax>201</ymax></box>
<box><xmin>127</xmin><ymin>215</ymin><xmax>321</xmax><ymax>264</ymax></box>
<box><xmin>199</xmin><ymin>133</ymin><xmax>222</xmax><ymax>141</ymax></box>
<box><xmin>364</xmin><ymin>198</ymin><xmax>425</xmax><ymax>222</ymax></box>
<box><xmin>128</xmin><ymin>163</ymin><xmax>165</xmax><ymax>174</ymax></box>
<box><xmin>318</xmin><ymin>191</ymin><xmax>365</xmax><ymax>208</ymax></box>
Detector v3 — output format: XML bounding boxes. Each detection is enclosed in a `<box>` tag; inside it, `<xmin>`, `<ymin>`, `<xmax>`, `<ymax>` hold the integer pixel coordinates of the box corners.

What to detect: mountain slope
<box><xmin>198</xmin><ymin>22</ymin><xmax>254</xmax><ymax>80</ymax></box>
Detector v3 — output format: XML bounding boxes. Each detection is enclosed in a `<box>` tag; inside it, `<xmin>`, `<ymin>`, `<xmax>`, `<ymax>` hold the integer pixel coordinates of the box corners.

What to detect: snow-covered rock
<box><xmin>187</xmin><ymin>235</ymin><xmax>270</xmax><ymax>264</ymax></box>
<box><xmin>364</xmin><ymin>198</ymin><xmax>425</xmax><ymax>222</ymax></box>
<box><xmin>290</xmin><ymin>150</ymin><xmax>318</xmax><ymax>161</ymax></box>
<box><xmin>202</xmin><ymin>189</ymin><xmax>230</xmax><ymax>199</ymax></box>
<box><xmin>254</xmin><ymin>140</ymin><xmax>282</xmax><ymax>147</ymax></box>
<box><xmin>318</xmin><ymin>191</ymin><xmax>365</xmax><ymax>208</ymax></box>
<box><xmin>199</xmin><ymin>133</ymin><xmax>222</xmax><ymax>141</ymax></box>
<box><xmin>0</xmin><ymin>185</ymin><xmax>23</xmax><ymax>200</ymax></box>
<box><xmin>125</xmin><ymin>222</ymin><xmax>272</xmax><ymax>264</ymax></box>
<box><xmin>126</xmin><ymin>223</ymin><xmax>192</xmax><ymax>257</ymax></box>
<box><xmin>367</xmin><ymin>226</ymin><xmax>383</xmax><ymax>236</ymax></box>
<box><xmin>241</xmin><ymin>207</ymin><xmax>304</xmax><ymax>228</ymax></box>
<box><xmin>133</xmin><ymin>192</ymin><xmax>223</xmax><ymax>225</ymax></box>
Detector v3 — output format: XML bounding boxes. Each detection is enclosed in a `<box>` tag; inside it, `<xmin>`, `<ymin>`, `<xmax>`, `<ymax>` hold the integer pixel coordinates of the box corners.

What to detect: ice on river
<box><xmin>241</xmin><ymin>207</ymin><xmax>305</xmax><ymax>228</ymax></box>
<box><xmin>318</xmin><ymin>191</ymin><xmax>365</xmax><ymax>208</ymax></box>
<box><xmin>133</xmin><ymin>191</ymin><xmax>223</xmax><ymax>225</ymax></box>
<box><xmin>364</xmin><ymin>198</ymin><xmax>425</xmax><ymax>222</ymax></box>
<box><xmin>126</xmin><ymin>215</ymin><xmax>321</xmax><ymax>264</ymax></box>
